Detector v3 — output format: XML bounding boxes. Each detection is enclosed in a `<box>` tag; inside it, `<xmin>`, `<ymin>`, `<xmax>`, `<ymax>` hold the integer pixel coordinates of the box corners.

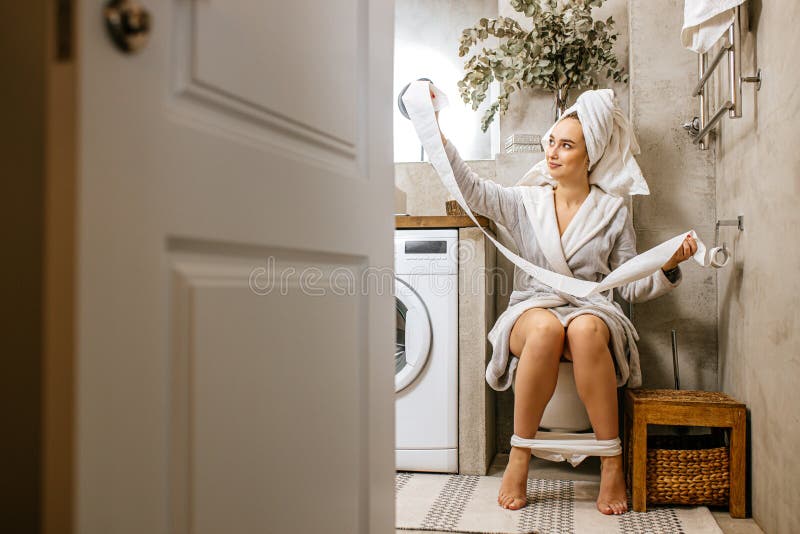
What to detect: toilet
<box><xmin>512</xmin><ymin>359</ymin><xmax>592</xmax><ymax>433</ymax></box>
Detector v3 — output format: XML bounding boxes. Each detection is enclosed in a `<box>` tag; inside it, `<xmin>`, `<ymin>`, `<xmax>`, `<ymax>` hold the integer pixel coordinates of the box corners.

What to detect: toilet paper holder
<box><xmin>713</xmin><ymin>216</ymin><xmax>744</xmax><ymax>265</ymax></box>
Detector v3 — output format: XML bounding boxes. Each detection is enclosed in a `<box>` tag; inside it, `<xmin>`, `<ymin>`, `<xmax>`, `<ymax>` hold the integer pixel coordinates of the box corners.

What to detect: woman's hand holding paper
<box><xmin>662</xmin><ymin>234</ymin><xmax>698</xmax><ymax>271</ymax></box>
<box><xmin>431</xmin><ymin>85</ymin><xmax>447</xmax><ymax>146</ymax></box>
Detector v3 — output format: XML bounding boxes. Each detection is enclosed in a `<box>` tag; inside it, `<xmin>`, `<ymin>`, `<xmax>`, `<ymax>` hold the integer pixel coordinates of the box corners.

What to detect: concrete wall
<box><xmin>458</xmin><ymin>227</ymin><xmax>497</xmax><ymax>475</ymax></box>
<box><xmin>629</xmin><ymin>0</ymin><xmax>718</xmax><ymax>393</ymax></box>
<box><xmin>712</xmin><ymin>1</ymin><xmax>800</xmax><ymax>531</ymax></box>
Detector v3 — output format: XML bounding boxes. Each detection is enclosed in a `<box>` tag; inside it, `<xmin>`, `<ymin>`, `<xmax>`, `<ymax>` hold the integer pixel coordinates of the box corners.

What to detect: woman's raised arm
<box><xmin>431</xmin><ymin>90</ymin><xmax>520</xmax><ymax>230</ymax></box>
<box><xmin>442</xmin><ymin>140</ymin><xmax>521</xmax><ymax>231</ymax></box>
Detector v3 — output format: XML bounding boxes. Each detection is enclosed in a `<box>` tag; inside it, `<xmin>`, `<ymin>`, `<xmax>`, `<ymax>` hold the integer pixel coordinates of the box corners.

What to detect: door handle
<box><xmin>104</xmin><ymin>0</ymin><xmax>151</xmax><ymax>53</ymax></box>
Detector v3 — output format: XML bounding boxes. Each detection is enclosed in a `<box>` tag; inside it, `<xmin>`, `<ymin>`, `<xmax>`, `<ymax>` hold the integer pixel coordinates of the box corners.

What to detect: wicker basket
<box><xmin>626</xmin><ymin>430</ymin><xmax>731</xmax><ymax>506</ymax></box>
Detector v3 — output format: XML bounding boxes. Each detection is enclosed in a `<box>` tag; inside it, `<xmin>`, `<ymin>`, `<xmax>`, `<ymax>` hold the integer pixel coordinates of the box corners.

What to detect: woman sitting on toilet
<box><xmin>432</xmin><ymin>86</ymin><xmax>697</xmax><ymax>515</ymax></box>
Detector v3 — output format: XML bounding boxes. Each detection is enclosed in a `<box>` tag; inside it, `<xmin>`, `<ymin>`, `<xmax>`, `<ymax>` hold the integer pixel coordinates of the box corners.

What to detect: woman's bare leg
<box><xmin>564</xmin><ymin>314</ymin><xmax>628</xmax><ymax>515</ymax></box>
<box><xmin>498</xmin><ymin>308</ymin><xmax>564</xmax><ymax>510</ymax></box>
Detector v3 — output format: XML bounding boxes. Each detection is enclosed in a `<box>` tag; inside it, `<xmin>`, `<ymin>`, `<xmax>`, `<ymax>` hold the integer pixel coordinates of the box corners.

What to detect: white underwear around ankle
<box><xmin>510</xmin><ymin>432</ymin><xmax>622</xmax><ymax>467</ymax></box>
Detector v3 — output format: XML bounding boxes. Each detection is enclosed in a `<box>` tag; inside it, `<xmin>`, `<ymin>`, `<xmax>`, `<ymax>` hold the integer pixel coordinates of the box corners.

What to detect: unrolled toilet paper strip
<box><xmin>511</xmin><ymin>433</ymin><xmax>622</xmax><ymax>467</ymax></box>
<box><xmin>402</xmin><ymin>80</ymin><xmax>728</xmax><ymax>298</ymax></box>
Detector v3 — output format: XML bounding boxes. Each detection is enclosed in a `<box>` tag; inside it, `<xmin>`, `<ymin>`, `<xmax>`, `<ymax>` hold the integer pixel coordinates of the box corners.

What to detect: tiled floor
<box><xmin>396</xmin><ymin>454</ymin><xmax>764</xmax><ymax>534</ymax></box>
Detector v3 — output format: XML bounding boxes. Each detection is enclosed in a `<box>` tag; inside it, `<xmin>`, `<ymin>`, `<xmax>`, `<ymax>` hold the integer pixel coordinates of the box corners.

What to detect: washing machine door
<box><xmin>394</xmin><ymin>276</ymin><xmax>432</xmax><ymax>393</ymax></box>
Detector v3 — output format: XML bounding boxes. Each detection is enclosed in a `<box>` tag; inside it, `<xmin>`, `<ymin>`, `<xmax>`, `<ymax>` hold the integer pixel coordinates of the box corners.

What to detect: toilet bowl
<box><xmin>512</xmin><ymin>360</ymin><xmax>592</xmax><ymax>433</ymax></box>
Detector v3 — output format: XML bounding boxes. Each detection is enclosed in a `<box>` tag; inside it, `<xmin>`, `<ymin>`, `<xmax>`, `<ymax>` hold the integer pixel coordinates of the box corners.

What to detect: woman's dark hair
<box><xmin>562</xmin><ymin>110</ymin><xmax>580</xmax><ymax>122</ymax></box>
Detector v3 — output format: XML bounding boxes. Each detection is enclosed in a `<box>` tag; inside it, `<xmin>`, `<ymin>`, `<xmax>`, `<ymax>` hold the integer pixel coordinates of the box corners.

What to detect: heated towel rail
<box><xmin>685</xmin><ymin>4</ymin><xmax>761</xmax><ymax>149</ymax></box>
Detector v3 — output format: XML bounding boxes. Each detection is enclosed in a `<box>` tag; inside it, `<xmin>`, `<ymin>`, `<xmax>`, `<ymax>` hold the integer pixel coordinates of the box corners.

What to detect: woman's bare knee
<box><xmin>566</xmin><ymin>315</ymin><xmax>610</xmax><ymax>346</ymax></box>
<box><xmin>510</xmin><ymin>308</ymin><xmax>564</xmax><ymax>358</ymax></box>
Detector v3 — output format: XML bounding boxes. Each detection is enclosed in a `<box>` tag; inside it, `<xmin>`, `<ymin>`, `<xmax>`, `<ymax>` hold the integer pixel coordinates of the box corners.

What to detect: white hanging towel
<box><xmin>681</xmin><ymin>0</ymin><xmax>745</xmax><ymax>53</ymax></box>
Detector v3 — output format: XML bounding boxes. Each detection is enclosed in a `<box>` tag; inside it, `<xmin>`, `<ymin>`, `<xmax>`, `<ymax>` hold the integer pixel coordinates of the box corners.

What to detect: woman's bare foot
<box><xmin>498</xmin><ymin>446</ymin><xmax>531</xmax><ymax>510</ymax></box>
<box><xmin>597</xmin><ymin>454</ymin><xmax>628</xmax><ymax>515</ymax></box>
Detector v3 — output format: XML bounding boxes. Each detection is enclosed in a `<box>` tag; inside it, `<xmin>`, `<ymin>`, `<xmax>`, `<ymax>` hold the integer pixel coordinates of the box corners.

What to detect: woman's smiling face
<box><xmin>545</xmin><ymin>116</ymin><xmax>590</xmax><ymax>182</ymax></box>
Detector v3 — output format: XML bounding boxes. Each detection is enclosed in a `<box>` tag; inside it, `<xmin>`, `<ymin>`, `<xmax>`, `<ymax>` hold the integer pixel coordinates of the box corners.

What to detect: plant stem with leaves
<box><xmin>458</xmin><ymin>0</ymin><xmax>629</xmax><ymax>131</ymax></box>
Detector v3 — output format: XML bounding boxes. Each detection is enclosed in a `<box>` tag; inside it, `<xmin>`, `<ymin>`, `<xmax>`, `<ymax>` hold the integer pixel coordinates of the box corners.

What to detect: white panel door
<box><xmin>75</xmin><ymin>1</ymin><xmax>395</xmax><ymax>533</ymax></box>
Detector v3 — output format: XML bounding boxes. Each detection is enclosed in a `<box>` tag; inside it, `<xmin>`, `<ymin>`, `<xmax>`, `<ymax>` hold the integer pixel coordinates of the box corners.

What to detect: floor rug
<box><xmin>395</xmin><ymin>472</ymin><xmax>723</xmax><ymax>533</ymax></box>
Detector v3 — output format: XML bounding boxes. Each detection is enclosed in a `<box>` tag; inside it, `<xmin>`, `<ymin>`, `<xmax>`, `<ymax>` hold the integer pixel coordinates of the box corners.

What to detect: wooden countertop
<box><xmin>395</xmin><ymin>215</ymin><xmax>490</xmax><ymax>229</ymax></box>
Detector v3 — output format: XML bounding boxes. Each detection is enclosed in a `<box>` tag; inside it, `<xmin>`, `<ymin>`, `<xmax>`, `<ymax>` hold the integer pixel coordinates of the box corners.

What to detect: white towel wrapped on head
<box><xmin>515</xmin><ymin>88</ymin><xmax>650</xmax><ymax>198</ymax></box>
<box><xmin>681</xmin><ymin>0</ymin><xmax>745</xmax><ymax>54</ymax></box>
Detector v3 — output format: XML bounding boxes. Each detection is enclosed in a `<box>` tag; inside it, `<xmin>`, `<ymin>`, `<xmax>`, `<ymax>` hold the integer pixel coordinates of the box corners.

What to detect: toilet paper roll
<box><xmin>708</xmin><ymin>246</ymin><xmax>730</xmax><ymax>268</ymax></box>
<box><xmin>401</xmin><ymin>80</ymin><xmax>728</xmax><ymax>299</ymax></box>
<box><xmin>397</xmin><ymin>77</ymin><xmax>448</xmax><ymax>119</ymax></box>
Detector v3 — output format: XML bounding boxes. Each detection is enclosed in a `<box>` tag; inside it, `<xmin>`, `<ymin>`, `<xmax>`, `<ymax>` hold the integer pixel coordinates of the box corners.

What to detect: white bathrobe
<box><xmin>444</xmin><ymin>141</ymin><xmax>682</xmax><ymax>392</ymax></box>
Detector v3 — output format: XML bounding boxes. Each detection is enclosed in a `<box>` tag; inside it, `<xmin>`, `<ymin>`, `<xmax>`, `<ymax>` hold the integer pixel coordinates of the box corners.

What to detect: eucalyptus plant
<box><xmin>457</xmin><ymin>0</ymin><xmax>629</xmax><ymax>131</ymax></box>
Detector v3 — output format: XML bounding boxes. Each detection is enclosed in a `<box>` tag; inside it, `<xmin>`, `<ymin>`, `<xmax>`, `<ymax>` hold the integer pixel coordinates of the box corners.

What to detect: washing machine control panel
<box><xmin>394</xmin><ymin>229</ymin><xmax>458</xmax><ymax>276</ymax></box>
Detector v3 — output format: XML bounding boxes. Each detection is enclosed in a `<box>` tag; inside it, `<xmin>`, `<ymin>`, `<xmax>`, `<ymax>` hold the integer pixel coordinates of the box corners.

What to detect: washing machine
<box><xmin>394</xmin><ymin>229</ymin><xmax>458</xmax><ymax>473</ymax></box>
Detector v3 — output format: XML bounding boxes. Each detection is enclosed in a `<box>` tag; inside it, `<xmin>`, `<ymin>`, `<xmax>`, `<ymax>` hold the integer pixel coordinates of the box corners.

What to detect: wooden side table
<box><xmin>623</xmin><ymin>389</ymin><xmax>747</xmax><ymax>517</ymax></box>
